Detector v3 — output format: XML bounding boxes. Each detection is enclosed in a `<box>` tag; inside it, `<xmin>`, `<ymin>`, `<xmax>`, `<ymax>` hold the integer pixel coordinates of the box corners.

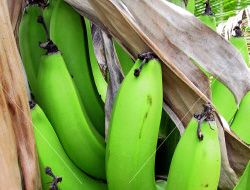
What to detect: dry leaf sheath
<box><xmin>0</xmin><ymin>0</ymin><xmax>41</xmax><ymax>189</ymax></box>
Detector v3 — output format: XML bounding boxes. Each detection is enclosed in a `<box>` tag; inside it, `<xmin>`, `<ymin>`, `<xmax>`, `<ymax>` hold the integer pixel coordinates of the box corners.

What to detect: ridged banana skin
<box><xmin>233</xmin><ymin>161</ymin><xmax>250</xmax><ymax>190</ymax></box>
<box><xmin>85</xmin><ymin>19</ymin><xmax>107</xmax><ymax>102</ymax></box>
<box><xmin>31</xmin><ymin>104</ymin><xmax>106</xmax><ymax>190</ymax></box>
<box><xmin>106</xmin><ymin>59</ymin><xmax>163</xmax><ymax>190</ymax></box>
<box><xmin>19</xmin><ymin>4</ymin><xmax>46</xmax><ymax>98</ymax></box>
<box><xmin>50</xmin><ymin>0</ymin><xmax>105</xmax><ymax>136</ymax></box>
<box><xmin>231</xmin><ymin>91</ymin><xmax>250</xmax><ymax>144</ymax></box>
<box><xmin>166</xmin><ymin>119</ymin><xmax>221</xmax><ymax>190</ymax></box>
<box><xmin>37</xmin><ymin>52</ymin><xmax>106</xmax><ymax>179</ymax></box>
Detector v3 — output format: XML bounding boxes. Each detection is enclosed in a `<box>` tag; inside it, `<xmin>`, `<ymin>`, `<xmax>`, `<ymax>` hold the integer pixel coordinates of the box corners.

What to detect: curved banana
<box><xmin>114</xmin><ymin>41</ymin><xmax>134</xmax><ymax>76</ymax></box>
<box><xmin>231</xmin><ymin>91</ymin><xmax>250</xmax><ymax>144</ymax></box>
<box><xmin>229</xmin><ymin>36</ymin><xmax>249</xmax><ymax>67</ymax></box>
<box><xmin>31</xmin><ymin>103</ymin><xmax>106</xmax><ymax>190</ymax></box>
<box><xmin>233</xmin><ymin>161</ymin><xmax>250</xmax><ymax>190</ymax></box>
<box><xmin>106</xmin><ymin>58</ymin><xmax>163</xmax><ymax>190</ymax></box>
<box><xmin>85</xmin><ymin>18</ymin><xmax>107</xmax><ymax>102</ymax></box>
<box><xmin>50</xmin><ymin>0</ymin><xmax>105</xmax><ymax>136</ymax></box>
<box><xmin>36</xmin><ymin>44</ymin><xmax>106</xmax><ymax>180</ymax></box>
<box><xmin>19</xmin><ymin>3</ymin><xmax>46</xmax><ymax>98</ymax></box>
<box><xmin>166</xmin><ymin>118</ymin><xmax>221</xmax><ymax>190</ymax></box>
<box><xmin>43</xmin><ymin>0</ymin><xmax>57</xmax><ymax>30</ymax></box>
<box><xmin>211</xmin><ymin>81</ymin><xmax>237</xmax><ymax>123</ymax></box>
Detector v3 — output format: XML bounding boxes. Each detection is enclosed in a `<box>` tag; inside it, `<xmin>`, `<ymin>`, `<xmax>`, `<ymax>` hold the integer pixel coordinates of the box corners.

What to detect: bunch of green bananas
<box><xmin>18</xmin><ymin>0</ymin><xmax>249</xmax><ymax>190</ymax></box>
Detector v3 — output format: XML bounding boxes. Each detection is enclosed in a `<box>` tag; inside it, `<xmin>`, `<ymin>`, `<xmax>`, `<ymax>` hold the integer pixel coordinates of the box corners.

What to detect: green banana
<box><xmin>31</xmin><ymin>103</ymin><xmax>106</xmax><ymax>190</ymax></box>
<box><xmin>85</xmin><ymin>18</ymin><xmax>108</xmax><ymax>102</ymax></box>
<box><xmin>36</xmin><ymin>44</ymin><xmax>106</xmax><ymax>180</ymax></box>
<box><xmin>211</xmin><ymin>81</ymin><xmax>237</xmax><ymax>123</ymax></box>
<box><xmin>106</xmin><ymin>58</ymin><xmax>163</xmax><ymax>190</ymax></box>
<box><xmin>19</xmin><ymin>3</ymin><xmax>46</xmax><ymax>98</ymax></box>
<box><xmin>43</xmin><ymin>0</ymin><xmax>57</xmax><ymax>29</ymax></box>
<box><xmin>114</xmin><ymin>41</ymin><xmax>134</xmax><ymax>76</ymax></box>
<box><xmin>231</xmin><ymin>91</ymin><xmax>250</xmax><ymax>144</ymax></box>
<box><xmin>229</xmin><ymin>36</ymin><xmax>249</xmax><ymax>67</ymax></box>
<box><xmin>50</xmin><ymin>0</ymin><xmax>105</xmax><ymax>136</ymax></box>
<box><xmin>166</xmin><ymin>118</ymin><xmax>221</xmax><ymax>190</ymax></box>
<box><xmin>233</xmin><ymin>161</ymin><xmax>250</xmax><ymax>190</ymax></box>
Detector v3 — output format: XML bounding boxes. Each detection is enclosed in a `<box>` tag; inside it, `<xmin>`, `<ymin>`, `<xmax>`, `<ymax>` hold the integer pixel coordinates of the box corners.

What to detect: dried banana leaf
<box><xmin>91</xmin><ymin>24</ymin><xmax>124</xmax><ymax>138</ymax></box>
<box><xmin>0</xmin><ymin>1</ymin><xmax>41</xmax><ymax>189</ymax></box>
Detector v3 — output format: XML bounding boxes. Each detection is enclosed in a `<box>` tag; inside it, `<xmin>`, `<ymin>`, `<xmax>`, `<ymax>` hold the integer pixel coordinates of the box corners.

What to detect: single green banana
<box><xmin>31</xmin><ymin>103</ymin><xmax>106</xmax><ymax>190</ymax></box>
<box><xmin>231</xmin><ymin>91</ymin><xmax>250</xmax><ymax>144</ymax></box>
<box><xmin>233</xmin><ymin>161</ymin><xmax>250</xmax><ymax>190</ymax></box>
<box><xmin>19</xmin><ymin>3</ymin><xmax>46</xmax><ymax>98</ymax></box>
<box><xmin>229</xmin><ymin>36</ymin><xmax>249</xmax><ymax>67</ymax></box>
<box><xmin>114</xmin><ymin>41</ymin><xmax>134</xmax><ymax>76</ymax></box>
<box><xmin>106</xmin><ymin>58</ymin><xmax>163</xmax><ymax>190</ymax></box>
<box><xmin>43</xmin><ymin>0</ymin><xmax>57</xmax><ymax>29</ymax></box>
<box><xmin>85</xmin><ymin>18</ymin><xmax>108</xmax><ymax>102</ymax></box>
<box><xmin>211</xmin><ymin>81</ymin><xmax>237</xmax><ymax>123</ymax></box>
<box><xmin>36</xmin><ymin>44</ymin><xmax>106</xmax><ymax>180</ymax></box>
<box><xmin>50</xmin><ymin>0</ymin><xmax>105</xmax><ymax>136</ymax></box>
<box><xmin>166</xmin><ymin>118</ymin><xmax>221</xmax><ymax>190</ymax></box>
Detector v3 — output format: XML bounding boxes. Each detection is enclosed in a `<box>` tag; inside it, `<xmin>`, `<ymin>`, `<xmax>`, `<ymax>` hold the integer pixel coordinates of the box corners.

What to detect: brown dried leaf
<box><xmin>1</xmin><ymin>1</ymin><xmax>41</xmax><ymax>189</ymax></box>
<box><xmin>91</xmin><ymin>24</ymin><xmax>124</xmax><ymax>139</ymax></box>
<box><xmin>0</xmin><ymin>44</ymin><xmax>22</xmax><ymax>190</ymax></box>
<box><xmin>225</xmin><ymin>130</ymin><xmax>250</xmax><ymax>176</ymax></box>
<box><xmin>113</xmin><ymin>0</ymin><xmax>250</xmax><ymax>104</ymax></box>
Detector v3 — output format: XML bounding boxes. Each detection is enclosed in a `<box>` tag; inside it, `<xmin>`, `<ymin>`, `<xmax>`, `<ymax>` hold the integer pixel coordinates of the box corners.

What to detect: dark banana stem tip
<box><xmin>29</xmin><ymin>100</ymin><xmax>36</xmax><ymax>109</ymax></box>
<box><xmin>134</xmin><ymin>52</ymin><xmax>158</xmax><ymax>77</ymax></box>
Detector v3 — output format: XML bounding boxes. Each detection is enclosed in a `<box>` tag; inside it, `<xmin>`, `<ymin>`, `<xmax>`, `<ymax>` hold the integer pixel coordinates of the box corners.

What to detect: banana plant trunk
<box><xmin>0</xmin><ymin>0</ymin><xmax>41</xmax><ymax>189</ymax></box>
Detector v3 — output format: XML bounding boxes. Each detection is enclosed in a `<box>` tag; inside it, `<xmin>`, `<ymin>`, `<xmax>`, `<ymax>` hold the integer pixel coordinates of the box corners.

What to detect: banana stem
<box><xmin>26</xmin><ymin>0</ymin><xmax>48</xmax><ymax>7</ymax></box>
<box><xmin>134</xmin><ymin>58</ymin><xmax>146</xmax><ymax>77</ymax></box>
<box><xmin>204</xmin><ymin>0</ymin><xmax>214</xmax><ymax>16</ymax></box>
<box><xmin>45</xmin><ymin>167</ymin><xmax>62</xmax><ymax>190</ymax></box>
<box><xmin>134</xmin><ymin>52</ymin><xmax>157</xmax><ymax>77</ymax></box>
<box><xmin>29</xmin><ymin>100</ymin><xmax>36</xmax><ymax>109</ymax></box>
<box><xmin>194</xmin><ymin>103</ymin><xmax>215</xmax><ymax>141</ymax></box>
